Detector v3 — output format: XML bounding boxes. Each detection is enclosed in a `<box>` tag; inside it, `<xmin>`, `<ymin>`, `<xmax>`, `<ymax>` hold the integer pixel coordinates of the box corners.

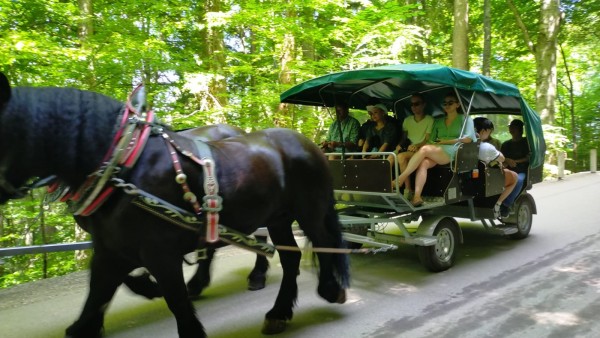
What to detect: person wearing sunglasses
<box><xmin>392</xmin><ymin>91</ymin><xmax>476</xmax><ymax>207</ymax></box>
<box><xmin>388</xmin><ymin>93</ymin><xmax>434</xmax><ymax>199</ymax></box>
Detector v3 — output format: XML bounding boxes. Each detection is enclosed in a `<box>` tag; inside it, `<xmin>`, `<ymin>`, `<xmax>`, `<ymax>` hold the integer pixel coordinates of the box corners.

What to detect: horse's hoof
<box><xmin>247</xmin><ymin>275</ymin><xmax>266</xmax><ymax>291</ymax></box>
<box><xmin>262</xmin><ymin>318</ymin><xmax>287</xmax><ymax>334</ymax></box>
<box><xmin>187</xmin><ymin>279</ymin><xmax>209</xmax><ymax>299</ymax></box>
<box><xmin>336</xmin><ymin>289</ymin><xmax>347</xmax><ymax>304</ymax></box>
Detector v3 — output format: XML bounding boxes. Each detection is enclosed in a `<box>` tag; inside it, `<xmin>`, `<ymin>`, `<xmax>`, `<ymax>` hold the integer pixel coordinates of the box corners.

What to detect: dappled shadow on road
<box><xmin>457</xmin><ymin>221</ymin><xmax>525</xmax><ymax>263</ymax></box>
<box><xmin>339</xmin><ymin>221</ymin><xmax>529</xmax><ymax>291</ymax></box>
<box><xmin>103</xmin><ymin>266</ymin><xmax>258</xmax><ymax>337</ymax></box>
<box><xmin>208</xmin><ymin>307</ymin><xmax>345</xmax><ymax>338</ymax></box>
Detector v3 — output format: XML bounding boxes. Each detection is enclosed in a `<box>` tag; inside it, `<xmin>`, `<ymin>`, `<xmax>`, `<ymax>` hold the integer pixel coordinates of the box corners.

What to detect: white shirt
<box><xmin>479</xmin><ymin>142</ymin><xmax>501</xmax><ymax>164</ymax></box>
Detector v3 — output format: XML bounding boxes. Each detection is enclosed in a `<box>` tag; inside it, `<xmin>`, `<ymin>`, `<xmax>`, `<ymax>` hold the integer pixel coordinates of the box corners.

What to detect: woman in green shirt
<box><xmin>393</xmin><ymin>92</ymin><xmax>476</xmax><ymax>207</ymax></box>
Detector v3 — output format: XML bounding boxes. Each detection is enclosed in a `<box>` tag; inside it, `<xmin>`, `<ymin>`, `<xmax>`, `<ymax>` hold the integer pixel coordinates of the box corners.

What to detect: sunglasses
<box><xmin>442</xmin><ymin>101</ymin><xmax>457</xmax><ymax>106</ymax></box>
<box><xmin>410</xmin><ymin>102</ymin><xmax>423</xmax><ymax>107</ymax></box>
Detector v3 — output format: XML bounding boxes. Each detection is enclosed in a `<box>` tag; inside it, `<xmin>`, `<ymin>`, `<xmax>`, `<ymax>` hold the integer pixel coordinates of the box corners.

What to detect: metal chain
<box><xmin>110</xmin><ymin>178</ymin><xmax>139</xmax><ymax>195</ymax></box>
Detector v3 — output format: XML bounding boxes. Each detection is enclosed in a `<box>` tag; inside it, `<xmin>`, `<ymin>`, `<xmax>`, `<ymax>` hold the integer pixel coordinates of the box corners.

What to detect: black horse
<box><xmin>120</xmin><ymin>124</ymin><xmax>270</xmax><ymax>300</ymax></box>
<box><xmin>0</xmin><ymin>73</ymin><xmax>349</xmax><ymax>338</ymax></box>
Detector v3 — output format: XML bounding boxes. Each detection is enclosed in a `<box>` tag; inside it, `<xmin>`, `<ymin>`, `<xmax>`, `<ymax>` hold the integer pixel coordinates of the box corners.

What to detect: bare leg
<box><xmin>398</xmin><ymin>151</ymin><xmax>414</xmax><ymax>192</ymax></box>
<box><xmin>412</xmin><ymin>158</ymin><xmax>438</xmax><ymax>204</ymax></box>
<box><xmin>395</xmin><ymin>145</ymin><xmax>450</xmax><ymax>189</ymax></box>
<box><xmin>496</xmin><ymin>169</ymin><xmax>518</xmax><ymax>205</ymax></box>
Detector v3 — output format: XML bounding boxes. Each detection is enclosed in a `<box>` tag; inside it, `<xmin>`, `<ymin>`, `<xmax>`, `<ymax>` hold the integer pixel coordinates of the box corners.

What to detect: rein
<box><xmin>41</xmin><ymin>86</ymin><xmax>384</xmax><ymax>257</ymax></box>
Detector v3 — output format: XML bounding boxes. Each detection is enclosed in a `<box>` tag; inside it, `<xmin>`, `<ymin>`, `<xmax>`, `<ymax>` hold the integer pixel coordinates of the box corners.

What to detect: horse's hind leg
<box><xmin>247</xmin><ymin>234</ymin><xmax>269</xmax><ymax>291</ymax></box>
<box><xmin>186</xmin><ymin>247</ymin><xmax>216</xmax><ymax>299</ymax></box>
<box><xmin>262</xmin><ymin>221</ymin><xmax>300</xmax><ymax>334</ymax></box>
<box><xmin>66</xmin><ymin>252</ymin><xmax>131</xmax><ymax>338</ymax></box>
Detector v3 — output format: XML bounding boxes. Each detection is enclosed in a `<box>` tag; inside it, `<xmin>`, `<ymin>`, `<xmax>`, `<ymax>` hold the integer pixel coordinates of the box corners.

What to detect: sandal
<box><xmin>411</xmin><ymin>199</ymin><xmax>424</xmax><ymax>207</ymax></box>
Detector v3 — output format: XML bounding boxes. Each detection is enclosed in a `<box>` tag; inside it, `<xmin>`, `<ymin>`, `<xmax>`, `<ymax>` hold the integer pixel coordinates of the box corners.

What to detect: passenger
<box><xmin>357</xmin><ymin>118</ymin><xmax>374</xmax><ymax>150</ymax></box>
<box><xmin>358</xmin><ymin>98</ymin><xmax>381</xmax><ymax>149</ymax></box>
<box><xmin>500</xmin><ymin>119</ymin><xmax>530</xmax><ymax>215</ymax></box>
<box><xmin>361</xmin><ymin>103</ymin><xmax>398</xmax><ymax>159</ymax></box>
<box><xmin>475</xmin><ymin>117</ymin><xmax>501</xmax><ymax>149</ymax></box>
<box><xmin>474</xmin><ymin>117</ymin><xmax>518</xmax><ymax>218</ymax></box>
<box><xmin>320</xmin><ymin>103</ymin><xmax>361</xmax><ymax>159</ymax></box>
<box><xmin>388</xmin><ymin>93</ymin><xmax>434</xmax><ymax>198</ymax></box>
<box><xmin>393</xmin><ymin>92</ymin><xmax>477</xmax><ymax>207</ymax></box>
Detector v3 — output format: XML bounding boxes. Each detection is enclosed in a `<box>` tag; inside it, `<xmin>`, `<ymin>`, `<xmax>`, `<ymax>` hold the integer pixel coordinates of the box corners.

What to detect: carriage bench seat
<box><xmin>420</xmin><ymin>142</ymin><xmax>479</xmax><ymax>201</ymax></box>
<box><xmin>328</xmin><ymin>159</ymin><xmax>392</xmax><ymax>193</ymax></box>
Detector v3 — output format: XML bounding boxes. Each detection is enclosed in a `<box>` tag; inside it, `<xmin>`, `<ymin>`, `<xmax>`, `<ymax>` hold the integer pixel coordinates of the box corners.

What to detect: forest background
<box><xmin>0</xmin><ymin>0</ymin><xmax>598</xmax><ymax>287</ymax></box>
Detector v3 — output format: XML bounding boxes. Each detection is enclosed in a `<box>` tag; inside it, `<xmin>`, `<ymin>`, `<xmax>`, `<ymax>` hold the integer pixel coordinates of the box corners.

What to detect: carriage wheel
<box><xmin>417</xmin><ymin>218</ymin><xmax>458</xmax><ymax>272</ymax></box>
<box><xmin>507</xmin><ymin>198</ymin><xmax>533</xmax><ymax>240</ymax></box>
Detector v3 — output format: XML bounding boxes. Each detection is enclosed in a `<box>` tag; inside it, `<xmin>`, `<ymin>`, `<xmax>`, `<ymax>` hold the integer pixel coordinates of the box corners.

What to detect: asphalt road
<box><xmin>1</xmin><ymin>172</ymin><xmax>599</xmax><ymax>338</ymax></box>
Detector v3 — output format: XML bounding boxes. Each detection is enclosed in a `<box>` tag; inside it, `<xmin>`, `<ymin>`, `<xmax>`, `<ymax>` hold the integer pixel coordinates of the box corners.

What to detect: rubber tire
<box><xmin>417</xmin><ymin>218</ymin><xmax>458</xmax><ymax>272</ymax></box>
<box><xmin>508</xmin><ymin>198</ymin><xmax>533</xmax><ymax>240</ymax></box>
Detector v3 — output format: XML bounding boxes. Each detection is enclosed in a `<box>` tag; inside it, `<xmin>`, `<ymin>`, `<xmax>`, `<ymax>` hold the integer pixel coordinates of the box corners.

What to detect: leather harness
<box><xmin>44</xmin><ymin>85</ymin><xmax>275</xmax><ymax>256</ymax></box>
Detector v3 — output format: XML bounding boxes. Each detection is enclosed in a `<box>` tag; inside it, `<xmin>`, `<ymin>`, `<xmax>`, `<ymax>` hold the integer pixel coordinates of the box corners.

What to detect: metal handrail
<box><xmin>0</xmin><ymin>241</ymin><xmax>92</xmax><ymax>257</ymax></box>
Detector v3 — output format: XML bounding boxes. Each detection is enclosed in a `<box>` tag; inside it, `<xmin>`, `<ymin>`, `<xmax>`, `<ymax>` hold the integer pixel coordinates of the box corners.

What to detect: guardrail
<box><xmin>0</xmin><ymin>242</ymin><xmax>92</xmax><ymax>257</ymax></box>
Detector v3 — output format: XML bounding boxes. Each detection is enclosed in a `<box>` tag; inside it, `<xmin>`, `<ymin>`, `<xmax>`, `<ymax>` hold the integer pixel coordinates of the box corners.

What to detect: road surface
<box><xmin>1</xmin><ymin>172</ymin><xmax>599</xmax><ymax>337</ymax></box>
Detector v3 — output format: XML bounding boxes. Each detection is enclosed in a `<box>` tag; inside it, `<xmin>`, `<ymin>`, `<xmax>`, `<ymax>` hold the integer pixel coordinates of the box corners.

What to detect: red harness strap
<box><xmin>163</xmin><ymin>133</ymin><xmax>221</xmax><ymax>243</ymax></box>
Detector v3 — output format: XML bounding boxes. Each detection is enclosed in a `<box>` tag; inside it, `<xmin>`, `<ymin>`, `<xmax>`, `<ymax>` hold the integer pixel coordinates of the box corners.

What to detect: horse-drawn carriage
<box><xmin>0</xmin><ymin>64</ymin><xmax>544</xmax><ymax>337</ymax></box>
<box><xmin>280</xmin><ymin>64</ymin><xmax>546</xmax><ymax>272</ymax></box>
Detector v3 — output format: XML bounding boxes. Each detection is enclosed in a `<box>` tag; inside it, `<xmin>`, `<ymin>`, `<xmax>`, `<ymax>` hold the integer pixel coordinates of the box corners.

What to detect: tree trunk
<box><xmin>452</xmin><ymin>0</ymin><xmax>469</xmax><ymax>70</ymax></box>
<box><xmin>276</xmin><ymin>7</ymin><xmax>296</xmax><ymax>129</ymax></box>
<box><xmin>277</xmin><ymin>32</ymin><xmax>295</xmax><ymax>128</ymax></box>
<box><xmin>536</xmin><ymin>0</ymin><xmax>561</xmax><ymax>125</ymax></box>
<box><xmin>559</xmin><ymin>43</ymin><xmax>577</xmax><ymax>164</ymax></box>
<box><xmin>405</xmin><ymin>0</ymin><xmax>425</xmax><ymax>62</ymax></box>
<box><xmin>205</xmin><ymin>0</ymin><xmax>227</xmax><ymax>108</ymax></box>
<box><xmin>482</xmin><ymin>0</ymin><xmax>491</xmax><ymax>76</ymax></box>
<box><xmin>78</xmin><ymin>0</ymin><xmax>97</xmax><ymax>89</ymax></box>
<box><xmin>39</xmin><ymin>199</ymin><xmax>47</xmax><ymax>279</ymax></box>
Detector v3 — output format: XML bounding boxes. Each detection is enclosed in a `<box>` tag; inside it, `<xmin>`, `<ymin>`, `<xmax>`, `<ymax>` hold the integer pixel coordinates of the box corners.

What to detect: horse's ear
<box><xmin>0</xmin><ymin>72</ymin><xmax>11</xmax><ymax>106</ymax></box>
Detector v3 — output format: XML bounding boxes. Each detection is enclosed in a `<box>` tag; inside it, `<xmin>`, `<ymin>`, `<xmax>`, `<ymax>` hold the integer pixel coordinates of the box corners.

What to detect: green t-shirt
<box><xmin>325</xmin><ymin>116</ymin><xmax>361</xmax><ymax>151</ymax></box>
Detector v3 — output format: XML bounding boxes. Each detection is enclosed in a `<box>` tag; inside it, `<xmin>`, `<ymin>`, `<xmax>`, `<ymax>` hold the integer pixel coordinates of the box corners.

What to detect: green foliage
<box><xmin>0</xmin><ymin>0</ymin><xmax>598</xmax><ymax>288</ymax></box>
<box><xmin>0</xmin><ymin>190</ymin><xmax>88</xmax><ymax>288</ymax></box>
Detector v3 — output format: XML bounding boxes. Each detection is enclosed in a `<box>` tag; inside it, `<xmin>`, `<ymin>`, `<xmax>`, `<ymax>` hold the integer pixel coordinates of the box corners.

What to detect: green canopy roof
<box><xmin>280</xmin><ymin>64</ymin><xmax>545</xmax><ymax>168</ymax></box>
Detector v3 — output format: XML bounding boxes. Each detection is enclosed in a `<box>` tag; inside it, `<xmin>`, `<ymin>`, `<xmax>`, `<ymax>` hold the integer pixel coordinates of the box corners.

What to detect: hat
<box><xmin>509</xmin><ymin>119</ymin><xmax>524</xmax><ymax>127</ymax></box>
<box><xmin>366</xmin><ymin>103</ymin><xmax>388</xmax><ymax>114</ymax></box>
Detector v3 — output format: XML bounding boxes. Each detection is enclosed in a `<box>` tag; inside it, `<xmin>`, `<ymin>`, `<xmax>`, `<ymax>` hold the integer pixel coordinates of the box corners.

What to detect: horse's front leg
<box><xmin>247</xmin><ymin>234</ymin><xmax>270</xmax><ymax>291</ymax></box>
<box><xmin>262</xmin><ymin>223</ymin><xmax>300</xmax><ymax>334</ymax></box>
<box><xmin>186</xmin><ymin>247</ymin><xmax>216</xmax><ymax>299</ymax></box>
<box><xmin>145</xmin><ymin>253</ymin><xmax>205</xmax><ymax>338</ymax></box>
<box><xmin>65</xmin><ymin>251</ymin><xmax>131</xmax><ymax>338</ymax></box>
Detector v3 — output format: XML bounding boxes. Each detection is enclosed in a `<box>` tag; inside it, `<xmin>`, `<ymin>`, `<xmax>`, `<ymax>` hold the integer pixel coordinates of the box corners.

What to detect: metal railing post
<box><xmin>557</xmin><ymin>151</ymin><xmax>565</xmax><ymax>180</ymax></box>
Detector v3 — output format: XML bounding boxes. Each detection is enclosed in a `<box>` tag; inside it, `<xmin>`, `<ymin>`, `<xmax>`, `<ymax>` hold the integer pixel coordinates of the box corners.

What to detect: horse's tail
<box><xmin>324</xmin><ymin>191</ymin><xmax>350</xmax><ymax>288</ymax></box>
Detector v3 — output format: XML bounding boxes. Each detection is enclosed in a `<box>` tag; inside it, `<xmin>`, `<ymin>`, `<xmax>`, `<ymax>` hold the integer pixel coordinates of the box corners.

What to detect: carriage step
<box><xmin>489</xmin><ymin>225</ymin><xmax>518</xmax><ymax>235</ymax></box>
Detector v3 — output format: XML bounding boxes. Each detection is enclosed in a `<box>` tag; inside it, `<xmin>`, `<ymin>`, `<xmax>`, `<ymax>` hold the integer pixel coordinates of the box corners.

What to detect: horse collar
<box><xmin>48</xmin><ymin>85</ymin><xmax>155</xmax><ymax>216</ymax></box>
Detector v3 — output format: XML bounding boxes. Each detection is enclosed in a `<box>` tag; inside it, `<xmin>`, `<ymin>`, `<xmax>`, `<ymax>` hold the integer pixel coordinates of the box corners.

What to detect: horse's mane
<box><xmin>2</xmin><ymin>86</ymin><xmax>124</xmax><ymax>185</ymax></box>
